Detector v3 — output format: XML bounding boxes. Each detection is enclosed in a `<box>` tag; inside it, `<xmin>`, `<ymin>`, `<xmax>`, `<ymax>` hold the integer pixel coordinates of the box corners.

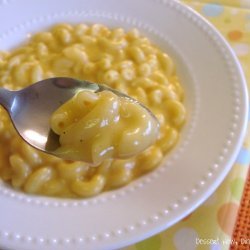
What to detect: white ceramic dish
<box><xmin>0</xmin><ymin>0</ymin><xmax>248</xmax><ymax>249</ymax></box>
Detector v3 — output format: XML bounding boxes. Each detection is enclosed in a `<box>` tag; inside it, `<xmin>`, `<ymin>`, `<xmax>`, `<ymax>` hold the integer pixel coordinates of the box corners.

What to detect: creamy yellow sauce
<box><xmin>0</xmin><ymin>23</ymin><xmax>186</xmax><ymax>197</ymax></box>
<box><xmin>50</xmin><ymin>90</ymin><xmax>159</xmax><ymax>164</ymax></box>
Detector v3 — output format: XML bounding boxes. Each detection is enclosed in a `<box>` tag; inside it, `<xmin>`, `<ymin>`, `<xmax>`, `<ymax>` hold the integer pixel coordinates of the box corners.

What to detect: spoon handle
<box><xmin>0</xmin><ymin>88</ymin><xmax>15</xmax><ymax>112</ymax></box>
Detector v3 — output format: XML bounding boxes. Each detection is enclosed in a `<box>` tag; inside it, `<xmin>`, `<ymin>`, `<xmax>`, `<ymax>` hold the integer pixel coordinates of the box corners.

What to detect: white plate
<box><xmin>0</xmin><ymin>0</ymin><xmax>248</xmax><ymax>249</ymax></box>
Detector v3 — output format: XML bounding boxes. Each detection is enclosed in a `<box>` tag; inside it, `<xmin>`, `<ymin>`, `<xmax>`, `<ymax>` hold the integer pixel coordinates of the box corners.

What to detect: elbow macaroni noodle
<box><xmin>50</xmin><ymin>90</ymin><xmax>159</xmax><ymax>164</ymax></box>
<box><xmin>0</xmin><ymin>23</ymin><xmax>186</xmax><ymax>198</ymax></box>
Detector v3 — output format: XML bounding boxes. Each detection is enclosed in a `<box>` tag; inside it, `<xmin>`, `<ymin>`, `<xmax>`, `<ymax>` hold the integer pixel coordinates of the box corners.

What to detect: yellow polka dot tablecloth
<box><xmin>123</xmin><ymin>1</ymin><xmax>250</xmax><ymax>250</ymax></box>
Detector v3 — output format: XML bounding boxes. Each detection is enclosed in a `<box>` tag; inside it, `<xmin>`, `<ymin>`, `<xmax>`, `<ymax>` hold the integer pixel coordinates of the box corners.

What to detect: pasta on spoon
<box><xmin>50</xmin><ymin>89</ymin><xmax>159</xmax><ymax>164</ymax></box>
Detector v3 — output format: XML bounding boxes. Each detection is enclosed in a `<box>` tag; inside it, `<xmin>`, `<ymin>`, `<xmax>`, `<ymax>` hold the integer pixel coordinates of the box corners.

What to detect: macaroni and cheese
<box><xmin>0</xmin><ymin>23</ymin><xmax>186</xmax><ymax>197</ymax></box>
<box><xmin>50</xmin><ymin>90</ymin><xmax>159</xmax><ymax>164</ymax></box>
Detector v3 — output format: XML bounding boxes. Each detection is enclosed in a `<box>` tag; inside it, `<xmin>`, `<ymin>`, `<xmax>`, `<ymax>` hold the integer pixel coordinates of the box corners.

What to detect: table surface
<box><xmin>124</xmin><ymin>1</ymin><xmax>250</xmax><ymax>249</ymax></box>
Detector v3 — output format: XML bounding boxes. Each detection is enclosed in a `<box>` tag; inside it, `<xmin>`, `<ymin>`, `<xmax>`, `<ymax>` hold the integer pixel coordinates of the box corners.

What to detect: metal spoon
<box><xmin>0</xmin><ymin>77</ymin><xmax>158</xmax><ymax>159</ymax></box>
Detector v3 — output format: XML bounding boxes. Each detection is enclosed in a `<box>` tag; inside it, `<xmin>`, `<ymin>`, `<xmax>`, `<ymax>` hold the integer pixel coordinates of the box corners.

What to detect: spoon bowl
<box><xmin>0</xmin><ymin>77</ymin><xmax>158</xmax><ymax>159</ymax></box>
